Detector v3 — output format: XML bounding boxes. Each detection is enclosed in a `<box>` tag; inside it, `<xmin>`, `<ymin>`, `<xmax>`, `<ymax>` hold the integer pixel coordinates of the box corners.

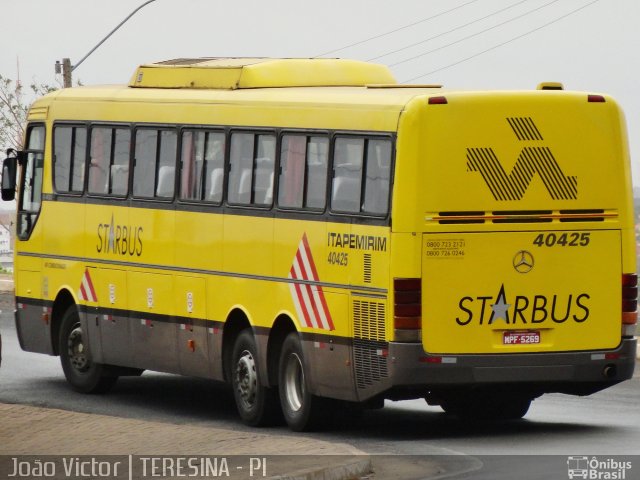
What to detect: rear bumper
<box><xmin>383</xmin><ymin>337</ymin><xmax>636</xmax><ymax>397</ymax></box>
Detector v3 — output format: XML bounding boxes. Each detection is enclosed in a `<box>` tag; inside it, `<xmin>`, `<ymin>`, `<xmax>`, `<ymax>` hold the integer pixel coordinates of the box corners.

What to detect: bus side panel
<box><xmin>174</xmin><ymin>275</ymin><xmax>210</xmax><ymax>378</ymax></box>
<box><xmin>15</xmin><ymin>203</ymin><xmax>48</xmax><ymax>354</ymax></box>
<box><xmin>15</xmin><ymin>270</ymin><xmax>52</xmax><ymax>354</ymax></box>
<box><xmin>302</xmin><ymin>291</ymin><xmax>357</xmax><ymax>401</ymax></box>
<box><xmin>128</xmin><ymin>271</ymin><xmax>180</xmax><ymax>374</ymax></box>
<box><xmin>93</xmin><ymin>268</ymin><xmax>133</xmax><ymax>367</ymax></box>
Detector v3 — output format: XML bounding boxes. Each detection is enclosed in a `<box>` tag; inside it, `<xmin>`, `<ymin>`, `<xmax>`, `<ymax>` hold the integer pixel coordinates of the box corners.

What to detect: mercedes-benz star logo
<box><xmin>513</xmin><ymin>250</ymin><xmax>534</xmax><ymax>273</ymax></box>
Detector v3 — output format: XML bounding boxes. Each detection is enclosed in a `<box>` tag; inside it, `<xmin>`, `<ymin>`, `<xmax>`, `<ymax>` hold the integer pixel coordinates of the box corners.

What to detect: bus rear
<box><xmin>389</xmin><ymin>88</ymin><xmax>637</xmax><ymax>419</ymax></box>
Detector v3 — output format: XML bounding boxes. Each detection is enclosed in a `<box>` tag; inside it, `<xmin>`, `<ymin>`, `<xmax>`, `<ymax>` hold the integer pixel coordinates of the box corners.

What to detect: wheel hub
<box><xmin>67</xmin><ymin>324</ymin><xmax>89</xmax><ymax>372</ymax></box>
<box><xmin>235</xmin><ymin>350</ymin><xmax>257</xmax><ymax>408</ymax></box>
<box><xmin>284</xmin><ymin>353</ymin><xmax>305</xmax><ymax>412</ymax></box>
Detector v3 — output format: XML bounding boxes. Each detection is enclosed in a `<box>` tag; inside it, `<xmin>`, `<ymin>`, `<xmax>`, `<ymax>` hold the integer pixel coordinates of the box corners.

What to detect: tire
<box><xmin>278</xmin><ymin>332</ymin><xmax>324</xmax><ymax>431</ymax></box>
<box><xmin>59</xmin><ymin>305</ymin><xmax>118</xmax><ymax>394</ymax></box>
<box><xmin>441</xmin><ymin>390</ymin><xmax>532</xmax><ymax>421</ymax></box>
<box><xmin>231</xmin><ymin>329</ymin><xmax>280</xmax><ymax>427</ymax></box>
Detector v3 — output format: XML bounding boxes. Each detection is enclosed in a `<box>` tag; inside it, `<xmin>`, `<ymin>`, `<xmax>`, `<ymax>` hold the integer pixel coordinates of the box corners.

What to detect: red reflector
<box><xmin>394</xmin><ymin>316</ymin><xmax>421</xmax><ymax>330</ymax></box>
<box><xmin>428</xmin><ymin>96</ymin><xmax>448</xmax><ymax>105</ymax></box>
<box><xmin>588</xmin><ymin>94</ymin><xmax>606</xmax><ymax>103</ymax></box>
<box><xmin>605</xmin><ymin>353</ymin><xmax>620</xmax><ymax>360</ymax></box>
<box><xmin>420</xmin><ymin>356</ymin><xmax>442</xmax><ymax>363</ymax></box>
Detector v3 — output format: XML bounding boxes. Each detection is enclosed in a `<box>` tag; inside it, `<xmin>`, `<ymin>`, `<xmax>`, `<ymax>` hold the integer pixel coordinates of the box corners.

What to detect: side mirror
<box><xmin>1</xmin><ymin>155</ymin><xmax>18</xmax><ymax>201</ymax></box>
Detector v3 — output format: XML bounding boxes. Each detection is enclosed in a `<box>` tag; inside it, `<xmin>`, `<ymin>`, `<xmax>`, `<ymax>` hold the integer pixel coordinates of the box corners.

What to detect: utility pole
<box><xmin>62</xmin><ymin>58</ymin><xmax>72</xmax><ymax>88</ymax></box>
<box><xmin>56</xmin><ymin>0</ymin><xmax>158</xmax><ymax>88</ymax></box>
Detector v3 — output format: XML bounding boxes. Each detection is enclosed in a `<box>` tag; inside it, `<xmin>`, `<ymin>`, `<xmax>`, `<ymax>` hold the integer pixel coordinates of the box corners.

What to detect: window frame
<box><xmin>178</xmin><ymin>127</ymin><xmax>227</xmax><ymax>206</ymax></box>
<box><xmin>16</xmin><ymin>123</ymin><xmax>46</xmax><ymax>240</ymax></box>
<box><xmin>276</xmin><ymin>131</ymin><xmax>330</xmax><ymax>214</ymax></box>
<box><xmin>87</xmin><ymin>123</ymin><xmax>132</xmax><ymax>199</ymax></box>
<box><xmin>226</xmin><ymin>128</ymin><xmax>277</xmax><ymax>210</ymax></box>
<box><xmin>52</xmin><ymin>122</ymin><xmax>88</xmax><ymax>196</ymax></box>
<box><xmin>328</xmin><ymin>133</ymin><xmax>394</xmax><ymax>219</ymax></box>
<box><xmin>132</xmin><ymin>125</ymin><xmax>179</xmax><ymax>202</ymax></box>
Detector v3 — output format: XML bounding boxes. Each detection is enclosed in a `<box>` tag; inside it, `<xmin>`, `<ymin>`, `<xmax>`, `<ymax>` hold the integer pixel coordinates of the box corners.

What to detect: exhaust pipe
<box><xmin>603</xmin><ymin>364</ymin><xmax>617</xmax><ymax>379</ymax></box>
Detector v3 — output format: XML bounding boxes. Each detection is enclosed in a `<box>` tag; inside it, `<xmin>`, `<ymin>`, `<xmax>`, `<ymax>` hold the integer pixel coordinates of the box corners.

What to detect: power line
<box><xmin>314</xmin><ymin>0</ymin><xmax>480</xmax><ymax>58</ymax></box>
<box><xmin>402</xmin><ymin>0</ymin><xmax>600</xmax><ymax>83</ymax></box>
<box><xmin>389</xmin><ymin>0</ymin><xmax>562</xmax><ymax>67</ymax></box>
<box><xmin>367</xmin><ymin>0</ymin><xmax>530</xmax><ymax>62</ymax></box>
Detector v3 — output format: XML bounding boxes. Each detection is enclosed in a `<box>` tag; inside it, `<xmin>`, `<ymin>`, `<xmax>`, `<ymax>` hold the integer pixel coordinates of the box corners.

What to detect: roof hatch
<box><xmin>128</xmin><ymin>58</ymin><xmax>397</xmax><ymax>90</ymax></box>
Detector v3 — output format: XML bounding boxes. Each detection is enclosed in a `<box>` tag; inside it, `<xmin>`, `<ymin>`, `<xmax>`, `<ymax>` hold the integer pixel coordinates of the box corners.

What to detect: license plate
<box><xmin>503</xmin><ymin>331</ymin><xmax>540</xmax><ymax>345</ymax></box>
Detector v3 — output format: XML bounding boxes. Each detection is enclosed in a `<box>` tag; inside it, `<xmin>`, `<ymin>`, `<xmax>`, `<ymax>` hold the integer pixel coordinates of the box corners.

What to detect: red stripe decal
<box><xmin>301</xmin><ymin>233</ymin><xmax>320</xmax><ymax>281</ymax></box>
<box><xmin>85</xmin><ymin>269</ymin><xmax>98</xmax><ymax>302</ymax></box>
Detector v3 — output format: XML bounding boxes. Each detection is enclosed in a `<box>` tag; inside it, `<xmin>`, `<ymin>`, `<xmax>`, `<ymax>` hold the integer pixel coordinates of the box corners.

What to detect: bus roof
<box><xmin>128</xmin><ymin>57</ymin><xmax>398</xmax><ymax>90</ymax></box>
<box><xmin>29</xmin><ymin>58</ymin><xmax>615</xmax><ymax>134</ymax></box>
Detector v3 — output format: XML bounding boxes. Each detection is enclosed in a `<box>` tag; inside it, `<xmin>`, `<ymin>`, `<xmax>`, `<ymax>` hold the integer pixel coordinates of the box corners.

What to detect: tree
<box><xmin>0</xmin><ymin>74</ymin><xmax>57</xmax><ymax>153</ymax></box>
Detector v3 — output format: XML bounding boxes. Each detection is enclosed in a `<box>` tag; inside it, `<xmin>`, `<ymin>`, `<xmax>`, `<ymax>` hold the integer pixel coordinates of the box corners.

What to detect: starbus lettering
<box><xmin>455</xmin><ymin>284</ymin><xmax>590</xmax><ymax>326</ymax></box>
<box><xmin>96</xmin><ymin>214</ymin><xmax>143</xmax><ymax>256</ymax></box>
<box><xmin>327</xmin><ymin>232</ymin><xmax>387</xmax><ymax>252</ymax></box>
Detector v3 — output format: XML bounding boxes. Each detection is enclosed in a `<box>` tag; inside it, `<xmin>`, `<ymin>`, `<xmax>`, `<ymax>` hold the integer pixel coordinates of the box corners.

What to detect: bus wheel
<box><xmin>59</xmin><ymin>305</ymin><xmax>118</xmax><ymax>394</ymax></box>
<box><xmin>231</xmin><ymin>330</ymin><xmax>279</xmax><ymax>426</ymax></box>
<box><xmin>278</xmin><ymin>332</ymin><xmax>324</xmax><ymax>431</ymax></box>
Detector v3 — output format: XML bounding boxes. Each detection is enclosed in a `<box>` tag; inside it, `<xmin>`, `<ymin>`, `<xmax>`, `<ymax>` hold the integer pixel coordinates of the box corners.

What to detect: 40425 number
<box><xmin>327</xmin><ymin>251</ymin><xmax>348</xmax><ymax>266</ymax></box>
<box><xmin>533</xmin><ymin>232</ymin><xmax>590</xmax><ymax>247</ymax></box>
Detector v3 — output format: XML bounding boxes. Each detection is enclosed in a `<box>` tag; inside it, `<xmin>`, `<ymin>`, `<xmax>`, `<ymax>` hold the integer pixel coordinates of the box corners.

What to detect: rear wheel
<box><xmin>231</xmin><ymin>329</ymin><xmax>280</xmax><ymax>426</ymax></box>
<box><xmin>59</xmin><ymin>305</ymin><xmax>118</xmax><ymax>393</ymax></box>
<box><xmin>278</xmin><ymin>332</ymin><xmax>324</xmax><ymax>431</ymax></box>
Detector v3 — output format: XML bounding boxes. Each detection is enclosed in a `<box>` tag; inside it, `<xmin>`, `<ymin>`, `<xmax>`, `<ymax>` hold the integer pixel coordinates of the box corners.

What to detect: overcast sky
<box><xmin>3</xmin><ymin>0</ymin><xmax>639</xmax><ymax>184</ymax></box>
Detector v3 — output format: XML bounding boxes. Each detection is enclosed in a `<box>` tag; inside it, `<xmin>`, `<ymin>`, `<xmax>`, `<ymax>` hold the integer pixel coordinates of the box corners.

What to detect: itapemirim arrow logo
<box><xmin>467</xmin><ymin>117</ymin><xmax>578</xmax><ymax>201</ymax></box>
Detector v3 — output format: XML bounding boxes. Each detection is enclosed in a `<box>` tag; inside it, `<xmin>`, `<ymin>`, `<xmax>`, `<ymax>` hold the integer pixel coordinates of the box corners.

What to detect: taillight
<box><xmin>588</xmin><ymin>94</ymin><xmax>606</xmax><ymax>103</ymax></box>
<box><xmin>621</xmin><ymin>273</ymin><xmax>637</xmax><ymax>327</ymax></box>
<box><xmin>428</xmin><ymin>96</ymin><xmax>448</xmax><ymax>105</ymax></box>
<box><xmin>394</xmin><ymin>278</ymin><xmax>421</xmax><ymax>342</ymax></box>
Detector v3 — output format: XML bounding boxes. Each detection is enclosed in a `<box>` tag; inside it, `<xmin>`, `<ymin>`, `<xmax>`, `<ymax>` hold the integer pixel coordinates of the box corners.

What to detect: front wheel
<box><xmin>278</xmin><ymin>332</ymin><xmax>325</xmax><ymax>431</ymax></box>
<box><xmin>59</xmin><ymin>305</ymin><xmax>117</xmax><ymax>393</ymax></box>
<box><xmin>231</xmin><ymin>330</ymin><xmax>280</xmax><ymax>426</ymax></box>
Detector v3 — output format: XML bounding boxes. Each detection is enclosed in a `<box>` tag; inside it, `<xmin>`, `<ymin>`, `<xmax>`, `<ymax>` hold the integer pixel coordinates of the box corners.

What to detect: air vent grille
<box><xmin>427</xmin><ymin>209</ymin><xmax>613</xmax><ymax>224</ymax></box>
<box><xmin>353</xmin><ymin>299</ymin><xmax>388</xmax><ymax>390</ymax></box>
<box><xmin>354</xmin><ymin>339</ymin><xmax>388</xmax><ymax>390</ymax></box>
<box><xmin>353</xmin><ymin>299</ymin><xmax>386</xmax><ymax>341</ymax></box>
<box><xmin>363</xmin><ymin>254</ymin><xmax>372</xmax><ymax>283</ymax></box>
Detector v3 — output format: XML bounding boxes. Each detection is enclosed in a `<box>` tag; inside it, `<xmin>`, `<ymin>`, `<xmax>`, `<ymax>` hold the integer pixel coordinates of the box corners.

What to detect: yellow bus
<box><xmin>2</xmin><ymin>58</ymin><xmax>636</xmax><ymax>431</ymax></box>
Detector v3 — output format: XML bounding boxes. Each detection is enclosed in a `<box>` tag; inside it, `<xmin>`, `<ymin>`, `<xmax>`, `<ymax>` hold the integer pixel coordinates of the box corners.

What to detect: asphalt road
<box><xmin>1</xmin><ymin>292</ymin><xmax>638</xmax><ymax>479</ymax></box>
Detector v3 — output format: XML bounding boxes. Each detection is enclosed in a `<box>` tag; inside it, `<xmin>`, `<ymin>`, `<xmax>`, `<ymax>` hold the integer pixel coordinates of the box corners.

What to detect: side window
<box><xmin>278</xmin><ymin>135</ymin><xmax>329</xmax><ymax>210</ymax></box>
<box><xmin>53</xmin><ymin>125</ymin><xmax>87</xmax><ymax>193</ymax></box>
<box><xmin>133</xmin><ymin>128</ymin><xmax>177</xmax><ymax>199</ymax></box>
<box><xmin>17</xmin><ymin>125</ymin><xmax>45</xmax><ymax>239</ymax></box>
<box><xmin>331</xmin><ymin>138</ymin><xmax>364</xmax><ymax>213</ymax></box>
<box><xmin>228</xmin><ymin>132</ymin><xmax>275</xmax><ymax>206</ymax></box>
<box><xmin>89</xmin><ymin>126</ymin><xmax>131</xmax><ymax>196</ymax></box>
<box><xmin>362</xmin><ymin>139</ymin><xmax>392</xmax><ymax>215</ymax></box>
<box><xmin>331</xmin><ymin>137</ymin><xmax>392</xmax><ymax>216</ymax></box>
<box><xmin>180</xmin><ymin>130</ymin><xmax>225</xmax><ymax>203</ymax></box>
<box><xmin>112</xmin><ymin>129</ymin><xmax>131</xmax><ymax>195</ymax></box>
